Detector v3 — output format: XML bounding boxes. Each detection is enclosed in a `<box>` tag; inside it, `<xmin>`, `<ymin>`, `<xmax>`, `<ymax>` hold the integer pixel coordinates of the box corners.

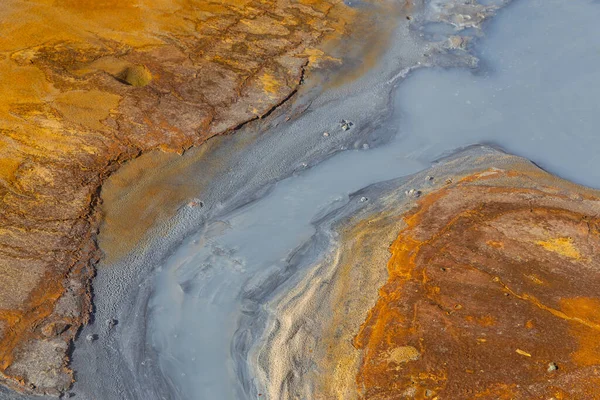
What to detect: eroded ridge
<box><xmin>355</xmin><ymin>169</ymin><xmax>600</xmax><ymax>399</ymax></box>
<box><xmin>0</xmin><ymin>0</ymin><xmax>363</xmax><ymax>395</ymax></box>
<box><xmin>255</xmin><ymin>150</ymin><xmax>600</xmax><ymax>400</ymax></box>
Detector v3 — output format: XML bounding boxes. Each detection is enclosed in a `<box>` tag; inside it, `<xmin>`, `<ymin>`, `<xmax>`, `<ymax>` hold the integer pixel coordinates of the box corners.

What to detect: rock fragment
<box><xmin>548</xmin><ymin>362</ymin><xmax>559</xmax><ymax>372</ymax></box>
<box><xmin>339</xmin><ymin>119</ymin><xmax>354</xmax><ymax>131</ymax></box>
<box><xmin>85</xmin><ymin>334</ymin><xmax>97</xmax><ymax>342</ymax></box>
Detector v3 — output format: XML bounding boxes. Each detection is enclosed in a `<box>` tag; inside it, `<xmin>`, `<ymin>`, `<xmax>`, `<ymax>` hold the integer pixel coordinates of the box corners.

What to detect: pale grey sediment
<box><xmin>6</xmin><ymin>0</ymin><xmax>600</xmax><ymax>398</ymax></box>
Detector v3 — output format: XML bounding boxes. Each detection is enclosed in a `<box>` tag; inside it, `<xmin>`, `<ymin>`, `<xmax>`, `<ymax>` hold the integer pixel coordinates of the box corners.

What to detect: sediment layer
<box><xmin>257</xmin><ymin>148</ymin><xmax>600</xmax><ymax>399</ymax></box>
<box><xmin>0</xmin><ymin>0</ymin><xmax>362</xmax><ymax>395</ymax></box>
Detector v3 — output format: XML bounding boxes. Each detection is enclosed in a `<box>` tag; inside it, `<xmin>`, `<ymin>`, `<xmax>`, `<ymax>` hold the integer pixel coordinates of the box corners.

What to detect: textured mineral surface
<box><xmin>257</xmin><ymin>148</ymin><xmax>600</xmax><ymax>399</ymax></box>
<box><xmin>355</xmin><ymin>169</ymin><xmax>600</xmax><ymax>399</ymax></box>
<box><xmin>0</xmin><ymin>0</ymin><xmax>368</xmax><ymax>395</ymax></box>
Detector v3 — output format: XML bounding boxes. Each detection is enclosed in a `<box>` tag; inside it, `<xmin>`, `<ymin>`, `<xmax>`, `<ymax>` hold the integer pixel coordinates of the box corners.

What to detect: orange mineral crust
<box><xmin>354</xmin><ymin>169</ymin><xmax>600</xmax><ymax>399</ymax></box>
<box><xmin>0</xmin><ymin>0</ymin><xmax>381</xmax><ymax>395</ymax></box>
<box><xmin>256</xmin><ymin>151</ymin><xmax>600</xmax><ymax>399</ymax></box>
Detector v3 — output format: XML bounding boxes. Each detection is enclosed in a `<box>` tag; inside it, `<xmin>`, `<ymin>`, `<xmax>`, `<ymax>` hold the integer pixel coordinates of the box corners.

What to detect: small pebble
<box><xmin>323</xmin><ymin>132</ymin><xmax>329</xmax><ymax>137</ymax></box>
<box><xmin>187</xmin><ymin>199</ymin><xmax>204</xmax><ymax>208</ymax></box>
<box><xmin>405</xmin><ymin>188</ymin><xmax>422</xmax><ymax>198</ymax></box>
<box><xmin>362</xmin><ymin>143</ymin><xmax>369</xmax><ymax>150</ymax></box>
<box><xmin>426</xmin><ymin>175</ymin><xmax>434</xmax><ymax>181</ymax></box>
<box><xmin>360</xmin><ymin>196</ymin><xmax>368</xmax><ymax>202</ymax></box>
<box><xmin>86</xmin><ymin>334</ymin><xmax>97</xmax><ymax>342</ymax></box>
<box><xmin>106</xmin><ymin>319</ymin><xmax>118</xmax><ymax>329</ymax></box>
<box><xmin>339</xmin><ymin>119</ymin><xmax>354</xmax><ymax>131</ymax></box>
<box><xmin>547</xmin><ymin>362</ymin><xmax>559</xmax><ymax>372</ymax></box>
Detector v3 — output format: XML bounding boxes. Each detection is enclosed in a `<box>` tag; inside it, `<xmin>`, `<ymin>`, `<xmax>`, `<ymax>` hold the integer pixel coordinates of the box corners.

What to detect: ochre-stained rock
<box><xmin>255</xmin><ymin>149</ymin><xmax>600</xmax><ymax>400</ymax></box>
<box><xmin>355</xmin><ymin>169</ymin><xmax>600</xmax><ymax>399</ymax></box>
<box><xmin>0</xmin><ymin>0</ymin><xmax>371</xmax><ymax>395</ymax></box>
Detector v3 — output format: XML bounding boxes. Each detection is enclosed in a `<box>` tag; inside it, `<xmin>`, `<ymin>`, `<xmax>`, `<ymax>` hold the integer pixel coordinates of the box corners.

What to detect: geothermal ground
<box><xmin>1</xmin><ymin>0</ymin><xmax>600</xmax><ymax>399</ymax></box>
<box><xmin>0</xmin><ymin>0</ymin><xmax>377</xmax><ymax>395</ymax></box>
<box><xmin>256</xmin><ymin>147</ymin><xmax>600</xmax><ymax>399</ymax></box>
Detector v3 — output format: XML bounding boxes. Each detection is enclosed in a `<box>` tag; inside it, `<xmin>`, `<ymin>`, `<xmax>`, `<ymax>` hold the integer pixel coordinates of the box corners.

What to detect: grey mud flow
<box><xmin>3</xmin><ymin>0</ymin><xmax>600</xmax><ymax>399</ymax></box>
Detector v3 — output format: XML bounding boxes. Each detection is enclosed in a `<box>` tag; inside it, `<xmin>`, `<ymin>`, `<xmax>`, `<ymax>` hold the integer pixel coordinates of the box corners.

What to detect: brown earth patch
<box><xmin>354</xmin><ymin>169</ymin><xmax>600</xmax><ymax>399</ymax></box>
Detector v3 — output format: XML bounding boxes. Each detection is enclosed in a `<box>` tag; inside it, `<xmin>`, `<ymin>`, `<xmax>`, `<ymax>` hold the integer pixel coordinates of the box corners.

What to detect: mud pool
<box><xmin>59</xmin><ymin>0</ymin><xmax>600</xmax><ymax>399</ymax></box>
<box><xmin>398</xmin><ymin>0</ymin><xmax>600</xmax><ymax>187</ymax></box>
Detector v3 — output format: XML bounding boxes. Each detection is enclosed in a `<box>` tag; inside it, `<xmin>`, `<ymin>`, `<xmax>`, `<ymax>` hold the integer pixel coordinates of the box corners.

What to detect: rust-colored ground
<box><xmin>96</xmin><ymin>0</ymin><xmax>403</xmax><ymax>265</ymax></box>
<box><xmin>0</xmin><ymin>0</ymin><xmax>374</xmax><ymax>395</ymax></box>
<box><xmin>354</xmin><ymin>169</ymin><xmax>600</xmax><ymax>399</ymax></box>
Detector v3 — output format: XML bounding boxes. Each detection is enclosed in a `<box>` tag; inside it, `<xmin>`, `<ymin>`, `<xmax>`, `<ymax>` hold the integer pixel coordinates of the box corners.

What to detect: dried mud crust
<box><xmin>355</xmin><ymin>169</ymin><xmax>600</xmax><ymax>399</ymax></box>
<box><xmin>0</xmin><ymin>0</ymin><xmax>361</xmax><ymax>395</ymax></box>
